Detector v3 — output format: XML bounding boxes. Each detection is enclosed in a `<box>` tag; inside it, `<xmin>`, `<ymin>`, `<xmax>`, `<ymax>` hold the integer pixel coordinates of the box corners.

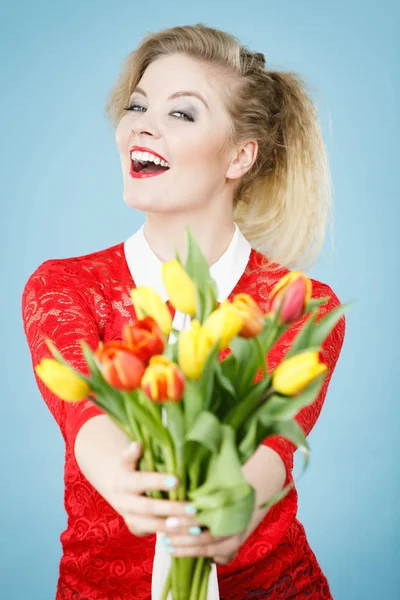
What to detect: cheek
<box><xmin>115</xmin><ymin>116</ymin><xmax>130</xmax><ymax>152</ymax></box>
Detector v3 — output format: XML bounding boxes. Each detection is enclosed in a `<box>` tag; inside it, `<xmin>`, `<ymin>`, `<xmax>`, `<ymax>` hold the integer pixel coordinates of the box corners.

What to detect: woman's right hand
<box><xmin>111</xmin><ymin>441</ymin><xmax>202</xmax><ymax>538</ymax></box>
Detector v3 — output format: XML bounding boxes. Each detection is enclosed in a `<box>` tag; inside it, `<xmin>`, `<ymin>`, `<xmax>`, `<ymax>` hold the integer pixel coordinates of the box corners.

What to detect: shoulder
<box><xmin>23</xmin><ymin>240</ymin><xmax>125</xmax><ymax>294</ymax></box>
<box><xmin>248</xmin><ymin>248</ymin><xmax>342</xmax><ymax>304</ymax></box>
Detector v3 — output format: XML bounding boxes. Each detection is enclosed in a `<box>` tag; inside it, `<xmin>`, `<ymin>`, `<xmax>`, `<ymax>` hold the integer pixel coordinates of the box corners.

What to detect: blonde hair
<box><xmin>105</xmin><ymin>24</ymin><xmax>333</xmax><ymax>271</ymax></box>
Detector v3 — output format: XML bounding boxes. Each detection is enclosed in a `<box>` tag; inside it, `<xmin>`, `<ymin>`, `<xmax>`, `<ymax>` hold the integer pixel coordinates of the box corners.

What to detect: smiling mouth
<box><xmin>131</xmin><ymin>159</ymin><xmax>170</xmax><ymax>174</ymax></box>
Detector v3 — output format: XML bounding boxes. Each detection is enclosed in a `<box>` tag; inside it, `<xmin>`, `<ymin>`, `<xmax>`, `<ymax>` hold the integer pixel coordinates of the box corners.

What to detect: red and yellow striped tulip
<box><xmin>142</xmin><ymin>355</ymin><xmax>185</xmax><ymax>403</ymax></box>
<box><xmin>122</xmin><ymin>316</ymin><xmax>164</xmax><ymax>365</ymax></box>
<box><xmin>96</xmin><ymin>342</ymin><xmax>146</xmax><ymax>391</ymax></box>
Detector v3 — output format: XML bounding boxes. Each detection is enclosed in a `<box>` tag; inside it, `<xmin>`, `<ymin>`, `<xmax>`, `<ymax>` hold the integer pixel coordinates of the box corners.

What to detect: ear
<box><xmin>225</xmin><ymin>140</ymin><xmax>258</xmax><ymax>180</ymax></box>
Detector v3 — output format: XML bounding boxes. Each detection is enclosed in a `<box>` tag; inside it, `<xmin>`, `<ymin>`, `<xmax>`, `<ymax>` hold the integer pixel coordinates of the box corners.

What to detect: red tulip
<box><xmin>269</xmin><ymin>272</ymin><xmax>312</xmax><ymax>324</ymax></box>
<box><xmin>122</xmin><ymin>316</ymin><xmax>165</xmax><ymax>365</ymax></box>
<box><xmin>96</xmin><ymin>342</ymin><xmax>145</xmax><ymax>391</ymax></box>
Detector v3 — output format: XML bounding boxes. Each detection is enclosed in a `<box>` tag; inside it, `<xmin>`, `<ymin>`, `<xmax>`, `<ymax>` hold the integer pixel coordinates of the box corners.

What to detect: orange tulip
<box><xmin>231</xmin><ymin>294</ymin><xmax>265</xmax><ymax>338</ymax></box>
<box><xmin>142</xmin><ymin>355</ymin><xmax>185</xmax><ymax>403</ymax></box>
<box><xmin>122</xmin><ymin>316</ymin><xmax>164</xmax><ymax>365</ymax></box>
<box><xmin>96</xmin><ymin>342</ymin><xmax>145</xmax><ymax>391</ymax></box>
<box><xmin>269</xmin><ymin>272</ymin><xmax>312</xmax><ymax>324</ymax></box>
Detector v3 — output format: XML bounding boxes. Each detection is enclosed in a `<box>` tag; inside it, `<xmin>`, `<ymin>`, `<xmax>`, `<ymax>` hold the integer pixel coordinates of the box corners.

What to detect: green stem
<box><xmin>198</xmin><ymin>560</ymin><xmax>211</xmax><ymax>600</ymax></box>
<box><xmin>255</xmin><ymin>336</ymin><xmax>268</xmax><ymax>378</ymax></box>
<box><xmin>189</xmin><ymin>557</ymin><xmax>205</xmax><ymax>600</ymax></box>
<box><xmin>160</xmin><ymin>569</ymin><xmax>172</xmax><ymax>600</ymax></box>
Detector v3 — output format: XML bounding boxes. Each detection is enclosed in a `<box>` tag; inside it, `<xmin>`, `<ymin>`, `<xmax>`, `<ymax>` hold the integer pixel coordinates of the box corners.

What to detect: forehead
<box><xmin>137</xmin><ymin>54</ymin><xmax>225</xmax><ymax>103</ymax></box>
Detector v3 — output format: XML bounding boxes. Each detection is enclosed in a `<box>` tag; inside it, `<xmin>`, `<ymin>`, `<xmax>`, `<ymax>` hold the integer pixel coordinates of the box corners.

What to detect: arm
<box><xmin>22</xmin><ymin>261</ymin><xmax>200</xmax><ymax>535</ymax></box>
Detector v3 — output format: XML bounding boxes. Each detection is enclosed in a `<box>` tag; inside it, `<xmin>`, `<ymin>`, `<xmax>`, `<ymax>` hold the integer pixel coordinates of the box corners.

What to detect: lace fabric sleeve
<box><xmin>21</xmin><ymin>260</ymin><xmax>106</xmax><ymax>451</ymax></box>
<box><xmin>262</xmin><ymin>282</ymin><xmax>346</xmax><ymax>486</ymax></box>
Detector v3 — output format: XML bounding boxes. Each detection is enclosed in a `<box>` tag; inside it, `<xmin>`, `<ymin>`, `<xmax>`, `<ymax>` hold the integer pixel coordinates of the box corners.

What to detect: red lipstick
<box><xmin>129</xmin><ymin>146</ymin><xmax>170</xmax><ymax>179</ymax></box>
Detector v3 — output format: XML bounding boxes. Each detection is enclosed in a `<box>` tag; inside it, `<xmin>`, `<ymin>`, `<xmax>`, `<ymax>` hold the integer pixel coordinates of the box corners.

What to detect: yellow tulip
<box><xmin>272</xmin><ymin>351</ymin><xmax>328</xmax><ymax>396</ymax></box>
<box><xmin>178</xmin><ymin>320</ymin><xmax>215</xmax><ymax>380</ymax></box>
<box><xmin>231</xmin><ymin>293</ymin><xmax>265</xmax><ymax>338</ymax></box>
<box><xmin>161</xmin><ymin>259</ymin><xmax>197</xmax><ymax>315</ymax></box>
<box><xmin>130</xmin><ymin>286</ymin><xmax>172</xmax><ymax>337</ymax></box>
<box><xmin>35</xmin><ymin>358</ymin><xmax>90</xmax><ymax>402</ymax></box>
<box><xmin>203</xmin><ymin>301</ymin><xmax>244</xmax><ymax>350</ymax></box>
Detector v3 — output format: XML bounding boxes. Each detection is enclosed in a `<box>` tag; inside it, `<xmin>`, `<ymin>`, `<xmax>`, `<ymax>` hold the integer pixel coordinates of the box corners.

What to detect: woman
<box><xmin>22</xmin><ymin>24</ymin><xmax>346</xmax><ymax>600</ymax></box>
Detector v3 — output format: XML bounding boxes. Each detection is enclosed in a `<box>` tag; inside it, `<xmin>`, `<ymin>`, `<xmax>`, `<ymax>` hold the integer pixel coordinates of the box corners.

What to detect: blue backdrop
<box><xmin>2</xmin><ymin>1</ymin><xmax>398</xmax><ymax>598</ymax></box>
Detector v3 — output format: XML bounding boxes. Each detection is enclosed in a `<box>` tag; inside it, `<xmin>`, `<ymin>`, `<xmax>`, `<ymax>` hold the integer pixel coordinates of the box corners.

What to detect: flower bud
<box><xmin>272</xmin><ymin>351</ymin><xmax>327</xmax><ymax>395</ymax></box>
<box><xmin>178</xmin><ymin>320</ymin><xmax>215</xmax><ymax>380</ymax></box>
<box><xmin>162</xmin><ymin>259</ymin><xmax>197</xmax><ymax>315</ymax></box>
<box><xmin>122</xmin><ymin>316</ymin><xmax>164</xmax><ymax>365</ymax></box>
<box><xmin>142</xmin><ymin>355</ymin><xmax>185</xmax><ymax>402</ymax></box>
<box><xmin>35</xmin><ymin>358</ymin><xmax>90</xmax><ymax>402</ymax></box>
<box><xmin>269</xmin><ymin>272</ymin><xmax>312</xmax><ymax>324</ymax></box>
<box><xmin>96</xmin><ymin>342</ymin><xmax>146</xmax><ymax>391</ymax></box>
<box><xmin>202</xmin><ymin>302</ymin><xmax>244</xmax><ymax>350</ymax></box>
<box><xmin>130</xmin><ymin>286</ymin><xmax>172</xmax><ymax>337</ymax></box>
<box><xmin>231</xmin><ymin>294</ymin><xmax>265</xmax><ymax>338</ymax></box>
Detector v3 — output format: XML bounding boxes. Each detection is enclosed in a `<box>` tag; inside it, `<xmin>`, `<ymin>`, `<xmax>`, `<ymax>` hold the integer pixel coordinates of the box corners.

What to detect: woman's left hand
<box><xmin>161</xmin><ymin>526</ymin><xmax>248</xmax><ymax>565</ymax></box>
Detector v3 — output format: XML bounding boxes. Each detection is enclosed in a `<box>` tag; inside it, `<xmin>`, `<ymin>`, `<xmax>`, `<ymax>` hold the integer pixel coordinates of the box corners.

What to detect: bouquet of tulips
<box><xmin>35</xmin><ymin>230</ymin><xmax>347</xmax><ymax>600</ymax></box>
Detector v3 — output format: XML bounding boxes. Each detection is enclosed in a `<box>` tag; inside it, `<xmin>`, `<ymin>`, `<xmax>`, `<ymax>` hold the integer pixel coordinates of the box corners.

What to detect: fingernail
<box><xmin>164</xmin><ymin>475</ymin><xmax>178</xmax><ymax>489</ymax></box>
<box><xmin>189</xmin><ymin>526</ymin><xmax>201</xmax><ymax>536</ymax></box>
<box><xmin>166</xmin><ymin>545</ymin><xmax>175</xmax><ymax>553</ymax></box>
<box><xmin>129</xmin><ymin>441</ymin><xmax>139</xmax><ymax>452</ymax></box>
<box><xmin>184</xmin><ymin>504</ymin><xmax>197</xmax><ymax>515</ymax></box>
<box><xmin>165</xmin><ymin>517</ymin><xmax>180</xmax><ymax>529</ymax></box>
<box><xmin>161</xmin><ymin>535</ymin><xmax>172</xmax><ymax>546</ymax></box>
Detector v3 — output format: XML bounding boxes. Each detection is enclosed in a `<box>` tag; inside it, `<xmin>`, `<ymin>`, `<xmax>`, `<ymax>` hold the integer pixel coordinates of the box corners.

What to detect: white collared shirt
<box><xmin>123</xmin><ymin>222</ymin><xmax>251</xmax><ymax>600</ymax></box>
<box><xmin>124</xmin><ymin>222</ymin><xmax>252</xmax><ymax>336</ymax></box>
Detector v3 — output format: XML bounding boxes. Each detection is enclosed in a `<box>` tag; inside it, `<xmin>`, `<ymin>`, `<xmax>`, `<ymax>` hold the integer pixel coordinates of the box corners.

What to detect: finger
<box><xmin>124</xmin><ymin>514</ymin><xmax>169</xmax><ymax>537</ymax></box>
<box><xmin>114</xmin><ymin>471</ymin><xmax>180</xmax><ymax>494</ymax></box>
<box><xmin>114</xmin><ymin>495</ymin><xmax>198</xmax><ymax>519</ymax></box>
<box><xmin>164</xmin><ymin>531</ymin><xmax>224</xmax><ymax>548</ymax></box>
<box><xmin>121</xmin><ymin>442</ymin><xmax>142</xmax><ymax>472</ymax></box>
<box><xmin>213</xmin><ymin>553</ymin><xmax>237</xmax><ymax>565</ymax></box>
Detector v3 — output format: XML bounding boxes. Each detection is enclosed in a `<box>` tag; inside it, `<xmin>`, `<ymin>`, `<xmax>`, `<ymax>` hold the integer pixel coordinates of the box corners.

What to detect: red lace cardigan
<box><xmin>22</xmin><ymin>241</ymin><xmax>346</xmax><ymax>600</ymax></box>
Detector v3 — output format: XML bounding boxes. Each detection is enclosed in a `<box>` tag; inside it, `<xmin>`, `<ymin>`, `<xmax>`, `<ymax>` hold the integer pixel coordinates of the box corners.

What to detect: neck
<box><xmin>143</xmin><ymin>206</ymin><xmax>236</xmax><ymax>266</ymax></box>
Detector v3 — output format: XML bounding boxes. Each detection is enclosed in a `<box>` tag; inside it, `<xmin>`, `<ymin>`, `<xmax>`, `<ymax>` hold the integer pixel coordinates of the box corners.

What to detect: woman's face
<box><xmin>115</xmin><ymin>53</ymin><xmax>238</xmax><ymax>216</ymax></box>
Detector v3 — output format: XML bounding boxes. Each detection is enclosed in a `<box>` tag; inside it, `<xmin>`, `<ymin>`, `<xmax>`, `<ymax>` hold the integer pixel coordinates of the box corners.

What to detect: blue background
<box><xmin>2</xmin><ymin>1</ymin><xmax>398</xmax><ymax>598</ymax></box>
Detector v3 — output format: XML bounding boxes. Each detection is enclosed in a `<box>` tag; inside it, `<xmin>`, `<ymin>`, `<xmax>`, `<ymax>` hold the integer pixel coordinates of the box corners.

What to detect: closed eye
<box><xmin>123</xmin><ymin>104</ymin><xmax>194</xmax><ymax>122</ymax></box>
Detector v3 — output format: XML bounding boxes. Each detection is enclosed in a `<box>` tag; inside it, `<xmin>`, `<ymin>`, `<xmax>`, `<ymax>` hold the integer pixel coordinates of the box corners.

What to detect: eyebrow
<box><xmin>133</xmin><ymin>87</ymin><xmax>209</xmax><ymax>110</ymax></box>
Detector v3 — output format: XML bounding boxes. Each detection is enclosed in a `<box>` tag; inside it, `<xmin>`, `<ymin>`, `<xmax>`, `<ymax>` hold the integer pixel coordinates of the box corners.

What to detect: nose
<box><xmin>130</xmin><ymin>109</ymin><xmax>160</xmax><ymax>138</ymax></box>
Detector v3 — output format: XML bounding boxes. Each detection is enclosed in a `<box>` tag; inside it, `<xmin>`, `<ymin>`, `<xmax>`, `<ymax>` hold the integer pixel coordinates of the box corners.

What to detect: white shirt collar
<box><xmin>124</xmin><ymin>223</ymin><xmax>251</xmax><ymax>302</ymax></box>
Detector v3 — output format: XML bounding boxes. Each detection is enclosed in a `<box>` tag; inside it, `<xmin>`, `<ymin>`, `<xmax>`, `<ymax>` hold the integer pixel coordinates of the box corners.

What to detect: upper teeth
<box><xmin>130</xmin><ymin>150</ymin><xmax>170</xmax><ymax>168</ymax></box>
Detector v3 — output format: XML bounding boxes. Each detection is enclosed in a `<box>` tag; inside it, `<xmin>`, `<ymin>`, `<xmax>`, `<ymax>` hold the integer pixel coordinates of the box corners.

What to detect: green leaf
<box><xmin>192</xmin><ymin>484</ymin><xmax>255</xmax><ymax>536</ymax></box>
<box><xmin>225</xmin><ymin>376</ymin><xmax>271</xmax><ymax>431</ymax></box>
<box><xmin>190</xmin><ymin>425</ymin><xmax>246</xmax><ymax>497</ymax></box>
<box><xmin>122</xmin><ymin>392</ymin><xmax>170</xmax><ymax>447</ymax></box>
<box><xmin>184</xmin><ymin>227</ymin><xmax>211</xmax><ymax>286</ymax></box>
<box><xmin>182</xmin><ymin>380</ymin><xmax>204</xmax><ymax>432</ymax></box>
<box><xmin>165</xmin><ymin>402</ymin><xmax>185</xmax><ymax>451</ymax></box>
<box><xmin>305</xmin><ymin>297</ymin><xmax>330</xmax><ymax>312</ymax></box>
<box><xmin>267</xmin><ymin>373</ymin><xmax>326</xmax><ymax>421</ymax></box>
<box><xmin>185</xmin><ymin>411</ymin><xmax>222</xmax><ymax>454</ymax></box>
<box><xmin>309</xmin><ymin>303</ymin><xmax>350</xmax><ymax>348</ymax></box>
<box><xmin>285</xmin><ymin>311</ymin><xmax>318</xmax><ymax>358</ymax></box>
<box><xmin>220</xmin><ymin>353</ymin><xmax>238</xmax><ymax>382</ymax></box>
<box><xmin>272</xmin><ymin>419</ymin><xmax>310</xmax><ymax>471</ymax></box>
<box><xmin>198</xmin><ymin>340</ymin><xmax>220</xmax><ymax>410</ymax></box>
